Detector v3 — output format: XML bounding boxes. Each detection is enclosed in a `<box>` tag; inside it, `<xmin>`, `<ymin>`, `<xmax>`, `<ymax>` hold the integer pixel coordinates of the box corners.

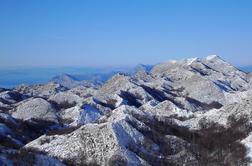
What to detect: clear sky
<box><xmin>0</xmin><ymin>0</ymin><xmax>252</xmax><ymax>67</ymax></box>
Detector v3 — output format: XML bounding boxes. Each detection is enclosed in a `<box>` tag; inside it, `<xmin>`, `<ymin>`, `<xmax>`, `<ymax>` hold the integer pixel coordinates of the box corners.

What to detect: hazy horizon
<box><xmin>0</xmin><ymin>60</ymin><xmax>252</xmax><ymax>89</ymax></box>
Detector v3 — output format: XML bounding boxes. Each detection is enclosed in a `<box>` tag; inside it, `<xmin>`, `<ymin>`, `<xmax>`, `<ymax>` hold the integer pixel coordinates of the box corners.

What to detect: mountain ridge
<box><xmin>0</xmin><ymin>55</ymin><xmax>252</xmax><ymax>165</ymax></box>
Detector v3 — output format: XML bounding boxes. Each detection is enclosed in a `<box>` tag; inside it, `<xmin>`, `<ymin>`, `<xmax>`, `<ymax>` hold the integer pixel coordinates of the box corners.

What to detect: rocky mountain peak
<box><xmin>1</xmin><ymin>55</ymin><xmax>252</xmax><ymax>166</ymax></box>
<box><xmin>205</xmin><ymin>54</ymin><xmax>220</xmax><ymax>60</ymax></box>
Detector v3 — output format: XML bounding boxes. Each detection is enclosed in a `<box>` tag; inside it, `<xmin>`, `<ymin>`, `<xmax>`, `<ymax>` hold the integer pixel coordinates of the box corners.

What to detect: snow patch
<box><xmin>186</xmin><ymin>57</ymin><xmax>199</xmax><ymax>65</ymax></box>
<box><xmin>206</xmin><ymin>55</ymin><xmax>218</xmax><ymax>61</ymax></box>
<box><xmin>169</xmin><ymin>60</ymin><xmax>177</xmax><ymax>64</ymax></box>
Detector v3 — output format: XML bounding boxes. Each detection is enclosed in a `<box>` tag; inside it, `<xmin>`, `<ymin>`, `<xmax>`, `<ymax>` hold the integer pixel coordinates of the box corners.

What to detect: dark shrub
<box><xmin>93</xmin><ymin>98</ymin><xmax>115</xmax><ymax>110</ymax></box>
<box><xmin>8</xmin><ymin>148</ymin><xmax>42</xmax><ymax>166</ymax></box>
<box><xmin>0</xmin><ymin>136</ymin><xmax>22</xmax><ymax>149</ymax></box>
<box><xmin>119</xmin><ymin>91</ymin><xmax>142</xmax><ymax>108</ymax></box>
<box><xmin>39</xmin><ymin>137</ymin><xmax>51</xmax><ymax>145</ymax></box>
<box><xmin>108</xmin><ymin>154</ymin><xmax>128</xmax><ymax>166</ymax></box>
<box><xmin>62</xmin><ymin>151</ymin><xmax>98</xmax><ymax>166</ymax></box>
<box><xmin>186</xmin><ymin>97</ymin><xmax>223</xmax><ymax>110</ymax></box>
<box><xmin>59</xmin><ymin>101</ymin><xmax>77</xmax><ymax>109</ymax></box>
<box><xmin>140</xmin><ymin>85</ymin><xmax>167</xmax><ymax>102</ymax></box>
<box><xmin>127</xmin><ymin>111</ymin><xmax>251</xmax><ymax>166</ymax></box>
<box><xmin>106</xmin><ymin>99</ymin><xmax>118</xmax><ymax>107</ymax></box>
<box><xmin>196</xmin><ymin>116</ymin><xmax>251</xmax><ymax>165</ymax></box>
<box><xmin>46</xmin><ymin>126</ymin><xmax>80</xmax><ymax>136</ymax></box>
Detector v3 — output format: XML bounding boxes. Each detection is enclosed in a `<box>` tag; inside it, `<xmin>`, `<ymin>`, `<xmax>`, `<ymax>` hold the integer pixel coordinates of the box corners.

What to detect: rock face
<box><xmin>1</xmin><ymin>55</ymin><xmax>252</xmax><ymax>166</ymax></box>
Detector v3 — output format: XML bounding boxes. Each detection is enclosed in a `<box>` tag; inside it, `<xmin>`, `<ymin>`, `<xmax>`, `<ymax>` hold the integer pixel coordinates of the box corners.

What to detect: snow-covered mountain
<box><xmin>50</xmin><ymin>65</ymin><xmax>154</xmax><ymax>89</ymax></box>
<box><xmin>1</xmin><ymin>55</ymin><xmax>252</xmax><ymax>166</ymax></box>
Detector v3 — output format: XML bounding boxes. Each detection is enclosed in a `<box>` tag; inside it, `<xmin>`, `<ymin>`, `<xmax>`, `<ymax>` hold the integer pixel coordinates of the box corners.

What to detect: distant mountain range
<box><xmin>50</xmin><ymin>64</ymin><xmax>154</xmax><ymax>89</ymax></box>
<box><xmin>0</xmin><ymin>63</ymin><xmax>250</xmax><ymax>89</ymax></box>
<box><xmin>0</xmin><ymin>64</ymin><xmax>154</xmax><ymax>88</ymax></box>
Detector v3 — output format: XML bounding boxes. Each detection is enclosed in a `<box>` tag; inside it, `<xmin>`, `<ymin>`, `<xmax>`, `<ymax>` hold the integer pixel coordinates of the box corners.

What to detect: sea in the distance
<box><xmin>0</xmin><ymin>66</ymin><xmax>133</xmax><ymax>88</ymax></box>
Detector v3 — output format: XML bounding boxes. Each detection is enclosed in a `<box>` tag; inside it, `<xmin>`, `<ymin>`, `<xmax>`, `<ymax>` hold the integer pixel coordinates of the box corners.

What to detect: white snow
<box><xmin>4</xmin><ymin>55</ymin><xmax>252</xmax><ymax>165</ymax></box>
<box><xmin>206</xmin><ymin>54</ymin><xmax>218</xmax><ymax>60</ymax></box>
<box><xmin>186</xmin><ymin>57</ymin><xmax>199</xmax><ymax>65</ymax></box>
<box><xmin>241</xmin><ymin>132</ymin><xmax>252</xmax><ymax>165</ymax></box>
<box><xmin>169</xmin><ymin>60</ymin><xmax>177</xmax><ymax>64</ymax></box>
<box><xmin>12</xmin><ymin>98</ymin><xmax>58</xmax><ymax>123</ymax></box>
<box><xmin>49</xmin><ymin>91</ymin><xmax>83</xmax><ymax>106</ymax></box>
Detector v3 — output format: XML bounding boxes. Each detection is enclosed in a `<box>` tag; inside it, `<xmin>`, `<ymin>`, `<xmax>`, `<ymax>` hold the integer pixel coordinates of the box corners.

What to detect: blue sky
<box><xmin>0</xmin><ymin>0</ymin><xmax>252</xmax><ymax>67</ymax></box>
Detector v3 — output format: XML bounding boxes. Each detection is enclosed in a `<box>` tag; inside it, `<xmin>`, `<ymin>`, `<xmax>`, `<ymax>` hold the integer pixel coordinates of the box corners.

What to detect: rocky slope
<box><xmin>1</xmin><ymin>55</ymin><xmax>252</xmax><ymax>166</ymax></box>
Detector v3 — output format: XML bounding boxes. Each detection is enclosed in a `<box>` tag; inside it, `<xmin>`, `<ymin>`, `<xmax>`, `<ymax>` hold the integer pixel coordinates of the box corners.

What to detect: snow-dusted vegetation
<box><xmin>1</xmin><ymin>56</ymin><xmax>252</xmax><ymax>165</ymax></box>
